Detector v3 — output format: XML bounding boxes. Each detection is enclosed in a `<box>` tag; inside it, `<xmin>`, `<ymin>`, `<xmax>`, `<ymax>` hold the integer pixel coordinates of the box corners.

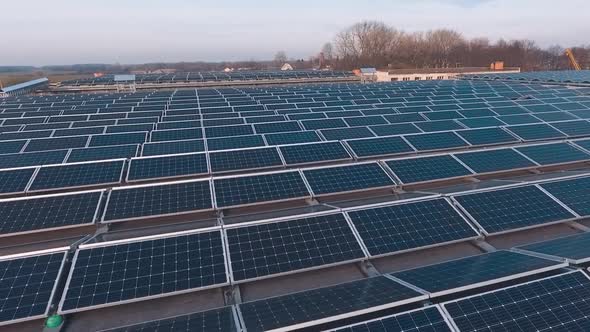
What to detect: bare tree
<box><xmin>335</xmin><ymin>21</ymin><xmax>402</xmax><ymax>68</ymax></box>
<box><xmin>322</xmin><ymin>43</ymin><xmax>334</xmax><ymax>60</ymax></box>
<box><xmin>274</xmin><ymin>51</ymin><xmax>288</xmax><ymax>66</ymax></box>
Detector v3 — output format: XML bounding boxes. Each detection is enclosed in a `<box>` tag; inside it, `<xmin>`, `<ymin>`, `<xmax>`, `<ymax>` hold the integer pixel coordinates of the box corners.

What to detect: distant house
<box><xmin>281</xmin><ymin>63</ymin><xmax>294</xmax><ymax>71</ymax></box>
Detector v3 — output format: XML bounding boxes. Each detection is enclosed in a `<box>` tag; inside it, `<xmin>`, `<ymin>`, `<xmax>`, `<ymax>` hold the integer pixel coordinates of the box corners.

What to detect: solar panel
<box><xmin>320</xmin><ymin>127</ymin><xmax>375</xmax><ymax>140</ymax></box>
<box><xmin>150</xmin><ymin>128</ymin><xmax>203</xmax><ymax>142</ymax></box>
<box><xmin>453</xmin><ymin>148</ymin><xmax>536</xmax><ymax>173</ymax></box>
<box><xmin>102</xmin><ymin>180</ymin><xmax>213</xmax><ymax>223</ymax></box>
<box><xmin>331</xmin><ymin>306</ymin><xmax>452</xmax><ymax>332</ymax></box>
<box><xmin>279</xmin><ymin>142</ymin><xmax>352</xmax><ymax>165</ymax></box>
<box><xmin>414</xmin><ymin>120</ymin><xmax>464</xmax><ymax>132</ymax></box>
<box><xmin>540</xmin><ymin>176</ymin><xmax>590</xmax><ymax>216</ymax></box>
<box><xmin>206</xmin><ymin>135</ymin><xmax>266</xmax><ymax>151</ymax></box>
<box><xmin>213</xmin><ymin>171</ymin><xmax>310</xmax><ymax>209</ymax></box>
<box><xmin>505</xmin><ymin>123</ymin><xmax>567</xmax><ymax>141</ymax></box>
<box><xmin>345</xmin><ymin>136</ymin><xmax>415</xmax><ymax>158</ymax></box>
<box><xmin>0</xmin><ymin>251</ymin><xmax>67</xmax><ymax>326</ymax></box>
<box><xmin>303</xmin><ymin>163</ymin><xmax>395</xmax><ymax>196</ymax></box>
<box><xmin>385</xmin><ymin>155</ymin><xmax>473</xmax><ymax>184</ymax></box>
<box><xmin>301</xmin><ymin>118</ymin><xmax>348</xmax><ymax>130</ymax></box>
<box><xmin>253</xmin><ymin>121</ymin><xmax>301</xmax><ymax>134</ymax></box>
<box><xmin>391</xmin><ymin>250</ymin><xmax>565</xmax><ymax>297</ymax></box>
<box><xmin>549</xmin><ymin>120</ymin><xmax>590</xmax><ymax>137</ymax></box>
<box><xmin>515</xmin><ymin>143</ymin><xmax>590</xmax><ymax>165</ymax></box>
<box><xmin>453</xmin><ymin>185</ymin><xmax>576</xmax><ymax>234</ymax></box>
<box><xmin>497</xmin><ymin>114</ymin><xmax>542</xmax><ymax>125</ymax></box>
<box><xmin>535</xmin><ymin>111</ymin><xmax>578</xmax><ymax>122</ymax></box>
<box><xmin>226</xmin><ymin>213</ymin><xmax>365</xmax><ymax>282</ymax></box>
<box><xmin>0</xmin><ymin>149</ymin><xmax>68</xmax><ymax>170</ymax></box>
<box><xmin>141</xmin><ymin>139</ymin><xmax>205</xmax><ymax>157</ymax></box>
<box><xmin>263</xmin><ymin>131</ymin><xmax>322</xmax><ymax>145</ymax></box>
<box><xmin>127</xmin><ymin>153</ymin><xmax>208</xmax><ymax>182</ymax></box>
<box><xmin>457</xmin><ymin>116</ymin><xmax>506</xmax><ymax>128</ymax></box>
<box><xmin>0</xmin><ymin>168</ymin><xmax>36</xmax><ymax>195</ymax></box>
<box><xmin>383</xmin><ymin>113</ymin><xmax>426</xmax><ymax>124</ymax></box>
<box><xmin>573</xmin><ymin>138</ymin><xmax>590</xmax><ymax>152</ymax></box>
<box><xmin>28</xmin><ymin>160</ymin><xmax>124</xmax><ymax>192</ymax></box>
<box><xmin>67</xmin><ymin>145</ymin><xmax>139</xmax><ymax>163</ymax></box>
<box><xmin>101</xmin><ymin>307</ymin><xmax>238</xmax><ymax>332</ymax></box>
<box><xmin>443</xmin><ymin>271</ymin><xmax>590</xmax><ymax>332</ymax></box>
<box><xmin>0</xmin><ymin>191</ymin><xmax>102</xmax><ymax>236</ymax></box>
<box><xmin>0</xmin><ymin>140</ymin><xmax>26</xmax><ymax>154</ymax></box>
<box><xmin>89</xmin><ymin>132</ymin><xmax>147</xmax><ymax>147</ymax></box>
<box><xmin>404</xmin><ymin>132</ymin><xmax>469</xmax><ymax>151</ymax></box>
<box><xmin>346</xmin><ymin>198</ymin><xmax>478</xmax><ymax>257</ymax></box>
<box><xmin>369</xmin><ymin>123</ymin><xmax>421</xmax><ymax>136</ymax></box>
<box><xmin>239</xmin><ymin>276</ymin><xmax>426</xmax><ymax>332</ymax></box>
<box><xmin>517</xmin><ymin>232</ymin><xmax>590</xmax><ymax>264</ymax></box>
<box><xmin>59</xmin><ymin>230</ymin><xmax>228</xmax><ymax>313</ymax></box>
<box><xmin>209</xmin><ymin>147</ymin><xmax>283</xmax><ymax>173</ymax></box>
<box><xmin>455</xmin><ymin>127</ymin><xmax>518</xmax><ymax>146</ymax></box>
<box><xmin>24</xmin><ymin>136</ymin><xmax>89</xmax><ymax>152</ymax></box>
<box><xmin>205</xmin><ymin>124</ymin><xmax>254</xmax><ymax>138</ymax></box>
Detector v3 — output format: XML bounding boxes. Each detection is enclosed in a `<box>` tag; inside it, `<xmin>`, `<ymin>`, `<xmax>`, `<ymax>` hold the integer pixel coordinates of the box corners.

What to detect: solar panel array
<box><xmin>3</xmin><ymin>77</ymin><xmax>590</xmax><ymax>330</ymax></box>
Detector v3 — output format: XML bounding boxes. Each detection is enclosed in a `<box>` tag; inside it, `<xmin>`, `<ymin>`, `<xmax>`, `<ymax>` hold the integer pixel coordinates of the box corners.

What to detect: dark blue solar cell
<box><xmin>346</xmin><ymin>136</ymin><xmax>415</xmax><ymax>158</ymax></box>
<box><xmin>534</xmin><ymin>111</ymin><xmax>578</xmax><ymax>122</ymax></box>
<box><xmin>347</xmin><ymin>198</ymin><xmax>478</xmax><ymax>257</ymax></box>
<box><xmin>497</xmin><ymin>114</ymin><xmax>542</xmax><ymax>125</ymax></box>
<box><xmin>67</xmin><ymin>145</ymin><xmax>139</xmax><ymax>162</ymax></box>
<box><xmin>209</xmin><ymin>147</ymin><xmax>283</xmax><ymax>173</ymax></box>
<box><xmin>392</xmin><ymin>250</ymin><xmax>562</xmax><ymax>297</ymax></box>
<box><xmin>506</xmin><ymin>123</ymin><xmax>567</xmax><ymax>141</ymax></box>
<box><xmin>422</xmin><ymin>110</ymin><xmax>464</xmax><ymax>120</ymax></box>
<box><xmin>404</xmin><ymin>132</ymin><xmax>469</xmax><ymax>151</ymax></box>
<box><xmin>515</xmin><ymin>143</ymin><xmax>590</xmax><ymax>165</ymax></box>
<box><xmin>491</xmin><ymin>106</ymin><xmax>529</xmax><ymax>115</ymax></box>
<box><xmin>573</xmin><ymin>139</ymin><xmax>590</xmax><ymax>152</ymax></box>
<box><xmin>383</xmin><ymin>113</ymin><xmax>426</xmax><ymax>124</ymax></box>
<box><xmin>549</xmin><ymin>120</ymin><xmax>590</xmax><ymax>137</ymax></box>
<box><xmin>540</xmin><ymin>176</ymin><xmax>590</xmax><ymax>217</ymax></box>
<box><xmin>456</xmin><ymin>127</ymin><xmax>519</xmax><ymax>146</ymax></box>
<box><xmin>0</xmin><ymin>252</ymin><xmax>66</xmax><ymax>325</ymax></box>
<box><xmin>0</xmin><ymin>150</ymin><xmax>68</xmax><ymax>169</ymax></box>
<box><xmin>454</xmin><ymin>185</ymin><xmax>576</xmax><ymax>234</ymax></box>
<box><xmin>333</xmin><ymin>307</ymin><xmax>453</xmax><ymax>332</ymax></box>
<box><xmin>0</xmin><ymin>191</ymin><xmax>102</xmax><ymax>236</ymax></box>
<box><xmin>103</xmin><ymin>180</ymin><xmax>212</xmax><ymax>222</ymax></box>
<box><xmin>303</xmin><ymin>163</ymin><xmax>395</xmax><ymax>195</ymax></box>
<box><xmin>214</xmin><ymin>171</ymin><xmax>310</xmax><ymax>208</ymax></box>
<box><xmin>89</xmin><ymin>132</ymin><xmax>147</xmax><ymax>147</ymax></box>
<box><xmin>279</xmin><ymin>142</ymin><xmax>351</xmax><ymax>165</ymax></box>
<box><xmin>205</xmin><ymin>124</ymin><xmax>254</xmax><ymax>138</ymax></box>
<box><xmin>141</xmin><ymin>139</ymin><xmax>205</xmax><ymax>157</ymax></box>
<box><xmin>24</xmin><ymin>136</ymin><xmax>89</xmax><ymax>152</ymax></box>
<box><xmin>29</xmin><ymin>160</ymin><xmax>125</xmax><ymax>191</ymax></box>
<box><xmin>240</xmin><ymin>276</ymin><xmax>425</xmax><ymax>332</ymax></box>
<box><xmin>443</xmin><ymin>271</ymin><xmax>590</xmax><ymax>332</ymax></box>
<box><xmin>369</xmin><ymin>123</ymin><xmax>421</xmax><ymax>136</ymax></box>
<box><xmin>264</xmin><ymin>131</ymin><xmax>322</xmax><ymax>145</ymax></box>
<box><xmin>301</xmin><ymin>118</ymin><xmax>348</xmax><ymax>130</ymax></box>
<box><xmin>0</xmin><ymin>168</ymin><xmax>36</xmax><ymax>194</ymax></box>
<box><xmin>151</xmin><ymin>128</ymin><xmax>203</xmax><ymax>142</ymax></box>
<box><xmin>60</xmin><ymin>230</ymin><xmax>227</xmax><ymax>313</ymax></box>
<box><xmin>414</xmin><ymin>120</ymin><xmax>464</xmax><ymax>132</ymax></box>
<box><xmin>206</xmin><ymin>135</ymin><xmax>265</xmax><ymax>151</ymax></box>
<box><xmin>454</xmin><ymin>148</ymin><xmax>536</xmax><ymax>173</ymax></box>
<box><xmin>226</xmin><ymin>213</ymin><xmax>365</xmax><ymax>281</ymax></box>
<box><xmin>518</xmin><ymin>232</ymin><xmax>590</xmax><ymax>264</ymax></box>
<box><xmin>344</xmin><ymin>115</ymin><xmax>388</xmax><ymax>126</ymax></box>
<box><xmin>128</xmin><ymin>153</ymin><xmax>208</xmax><ymax>181</ymax></box>
<box><xmin>253</xmin><ymin>121</ymin><xmax>302</xmax><ymax>134</ymax></box>
<box><xmin>386</xmin><ymin>155</ymin><xmax>472</xmax><ymax>184</ymax></box>
<box><xmin>0</xmin><ymin>140</ymin><xmax>27</xmax><ymax>154</ymax></box>
<box><xmin>320</xmin><ymin>127</ymin><xmax>375</xmax><ymax>140</ymax></box>
<box><xmin>53</xmin><ymin>127</ymin><xmax>106</xmax><ymax>137</ymax></box>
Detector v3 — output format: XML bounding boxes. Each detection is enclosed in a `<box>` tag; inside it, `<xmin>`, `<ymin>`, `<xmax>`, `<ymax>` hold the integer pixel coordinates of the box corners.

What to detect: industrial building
<box><xmin>0</xmin><ymin>78</ymin><xmax>49</xmax><ymax>98</ymax></box>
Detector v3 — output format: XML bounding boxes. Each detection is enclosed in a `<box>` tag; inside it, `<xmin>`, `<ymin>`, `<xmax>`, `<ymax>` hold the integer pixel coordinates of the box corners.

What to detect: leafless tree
<box><xmin>322</xmin><ymin>43</ymin><xmax>334</xmax><ymax>60</ymax></box>
<box><xmin>274</xmin><ymin>51</ymin><xmax>288</xmax><ymax>66</ymax></box>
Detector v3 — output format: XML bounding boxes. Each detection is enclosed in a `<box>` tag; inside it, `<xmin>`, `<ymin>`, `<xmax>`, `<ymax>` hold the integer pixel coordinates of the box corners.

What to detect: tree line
<box><xmin>322</xmin><ymin>21</ymin><xmax>590</xmax><ymax>71</ymax></box>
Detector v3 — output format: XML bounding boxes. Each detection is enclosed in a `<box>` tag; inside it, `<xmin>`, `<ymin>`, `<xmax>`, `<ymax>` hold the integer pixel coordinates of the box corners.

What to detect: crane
<box><xmin>565</xmin><ymin>48</ymin><xmax>582</xmax><ymax>71</ymax></box>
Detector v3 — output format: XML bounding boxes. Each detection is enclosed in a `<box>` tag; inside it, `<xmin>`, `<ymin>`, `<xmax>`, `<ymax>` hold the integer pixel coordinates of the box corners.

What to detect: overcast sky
<box><xmin>2</xmin><ymin>0</ymin><xmax>589</xmax><ymax>66</ymax></box>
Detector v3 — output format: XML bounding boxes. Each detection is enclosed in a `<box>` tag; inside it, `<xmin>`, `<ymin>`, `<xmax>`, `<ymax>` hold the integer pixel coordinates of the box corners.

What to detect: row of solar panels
<box><xmin>464</xmin><ymin>69</ymin><xmax>590</xmax><ymax>84</ymax></box>
<box><xmin>5</xmin><ymin>225</ymin><xmax>590</xmax><ymax>329</ymax></box>
<box><xmin>1</xmin><ymin>138</ymin><xmax>589</xmax><ymax>199</ymax></box>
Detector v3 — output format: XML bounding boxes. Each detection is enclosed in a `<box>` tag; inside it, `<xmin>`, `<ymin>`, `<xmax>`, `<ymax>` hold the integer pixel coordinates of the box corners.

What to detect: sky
<box><xmin>2</xmin><ymin>0</ymin><xmax>589</xmax><ymax>66</ymax></box>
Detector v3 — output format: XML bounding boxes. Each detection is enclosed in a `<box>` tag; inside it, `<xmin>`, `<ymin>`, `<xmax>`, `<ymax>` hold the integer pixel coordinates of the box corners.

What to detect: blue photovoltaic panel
<box><xmin>103</xmin><ymin>307</ymin><xmax>238</xmax><ymax>332</ymax></box>
<box><xmin>0</xmin><ymin>168</ymin><xmax>36</xmax><ymax>194</ymax></box>
<box><xmin>455</xmin><ymin>127</ymin><xmax>518</xmax><ymax>146</ymax></box>
<box><xmin>60</xmin><ymin>231</ymin><xmax>227</xmax><ymax>313</ymax></box>
<box><xmin>29</xmin><ymin>160</ymin><xmax>125</xmax><ymax>191</ymax></box>
<box><xmin>103</xmin><ymin>180</ymin><xmax>212</xmax><ymax>222</ymax></box>
<box><xmin>264</xmin><ymin>131</ymin><xmax>322</xmax><ymax>145</ymax></box>
<box><xmin>127</xmin><ymin>153</ymin><xmax>208</xmax><ymax>181</ymax></box>
<box><xmin>346</xmin><ymin>136</ymin><xmax>415</xmax><ymax>158</ymax></box>
<box><xmin>141</xmin><ymin>139</ymin><xmax>205</xmax><ymax>157</ymax></box>
<box><xmin>518</xmin><ymin>232</ymin><xmax>590</xmax><ymax>264</ymax></box>
<box><xmin>226</xmin><ymin>213</ymin><xmax>365</xmax><ymax>281</ymax></box>
<box><xmin>497</xmin><ymin>114</ymin><xmax>542</xmax><ymax>125</ymax></box>
<box><xmin>454</xmin><ymin>149</ymin><xmax>536</xmax><ymax>173</ymax></box>
<box><xmin>369</xmin><ymin>123</ymin><xmax>421</xmax><ymax>136</ymax></box>
<box><xmin>150</xmin><ymin>128</ymin><xmax>203</xmax><ymax>142</ymax></box>
<box><xmin>515</xmin><ymin>143</ymin><xmax>590</xmax><ymax>165</ymax></box>
<box><xmin>239</xmin><ymin>276</ymin><xmax>425</xmax><ymax>332</ymax></box>
<box><xmin>279</xmin><ymin>142</ymin><xmax>351</xmax><ymax>165</ymax></box>
<box><xmin>535</xmin><ymin>111</ymin><xmax>578</xmax><ymax>122</ymax></box>
<box><xmin>209</xmin><ymin>147</ymin><xmax>283</xmax><ymax>173</ymax></box>
<box><xmin>0</xmin><ymin>191</ymin><xmax>102</xmax><ymax>236</ymax></box>
<box><xmin>332</xmin><ymin>307</ymin><xmax>452</xmax><ymax>332</ymax></box>
<box><xmin>550</xmin><ymin>120</ymin><xmax>590</xmax><ymax>137</ymax></box>
<box><xmin>454</xmin><ymin>185</ymin><xmax>576</xmax><ymax>234</ymax></box>
<box><xmin>347</xmin><ymin>198</ymin><xmax>478</xmax><ymax>257</ymax></box>
<box><xmin>414</xmin><ymin>120</ymin><xmax>464</xmax><ymax>132</ymax></box>
<box><xmin>422</xmin><ymin>110</ymin><xmax>464</xmax><ymax>120</ymax></box>
<box><xmin>206</xmin><ymin>135</ymin><xmax>265</xmax><ymax>151</ymax></box>
<box><xmin>457</xmin><ymin>116</ymin><xmax>506</xmax><ymax>128</ymax></box>
<box><xmin>67</xmin><ymin>145</ymin><xmax>139</xmax><ymax>163</ymax></box>
<box><xmin>301</xmin><ymin>118</ymin><xmax>348</xmax><ymax>130</ymax></box>
<box><xmin>505</xmin><ymin>123</ymin><xmax>567</xmax><ymax>141</ymax></box>
<box><xmin>253</xmin><ymin>121</ymin><xmax>301</xmax><ymax>134</ymax></box>
<box><xmin>214</xmin><ymin>171</ymin><xmax>310</xmax><ymax>208</ymax></box>
<box><xmin>24</xmin><ymin>136</ymin><xmax>89</xmax><ymax>152</ymax></box>
<box><xmin>386</xmin><ymin>155</ymin><xmax>472</xmax><ymax>184</ymax></box>
<box><xmin>391</xmin><ymin>250</ymin><xmax>563</xmax><ymax>297</ymax></box>
<box><xmin>303</xmin><ymin>163</ymin><xmax>395</xmax><ymax>195</ymax></box>
<box><xmin>89</xmin><ymin>132</ymin><xmax>147</xmax><ymax>147</ymax></box>
<box><xmin>320</xmin><ymin>127</ymin><xmax>375</xmax><ymax>140</ymax></box>
<box><xmin>573</xmin><ymin>138</ymin><xmax>590</xmax><ymax>152</ymax></box>
<box><xmin>0</xmin><ymin>252</ymin><xmax>66</xmax><ymax>325</ymax></box>
<box><xmin>205</xmin><ymin>124</ymin><xmax>254</xmax><ymax>138</ymax></box>
<box><xmin>383</xmin><ymin>113</ymin><xmax>426</xmax><ymax>124</ymax></box>
<box><xmin>444</xmin><ymin>271</ymin><xmax>590</xmax><ymax>332</ymax></box>
<box><xmin>540</xmin><ymin>176</ymin><xmax>590</xmax><ymax>216</ymax></box>
<box><xmin>0</xmin><ymin>140</ymin><xmax>26</xmax><ymax>154</ymax></box>
<box><xmin>404</xmin><ymin>132</ymin><xmax>469</xmax><ymax>151</ymax></box>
